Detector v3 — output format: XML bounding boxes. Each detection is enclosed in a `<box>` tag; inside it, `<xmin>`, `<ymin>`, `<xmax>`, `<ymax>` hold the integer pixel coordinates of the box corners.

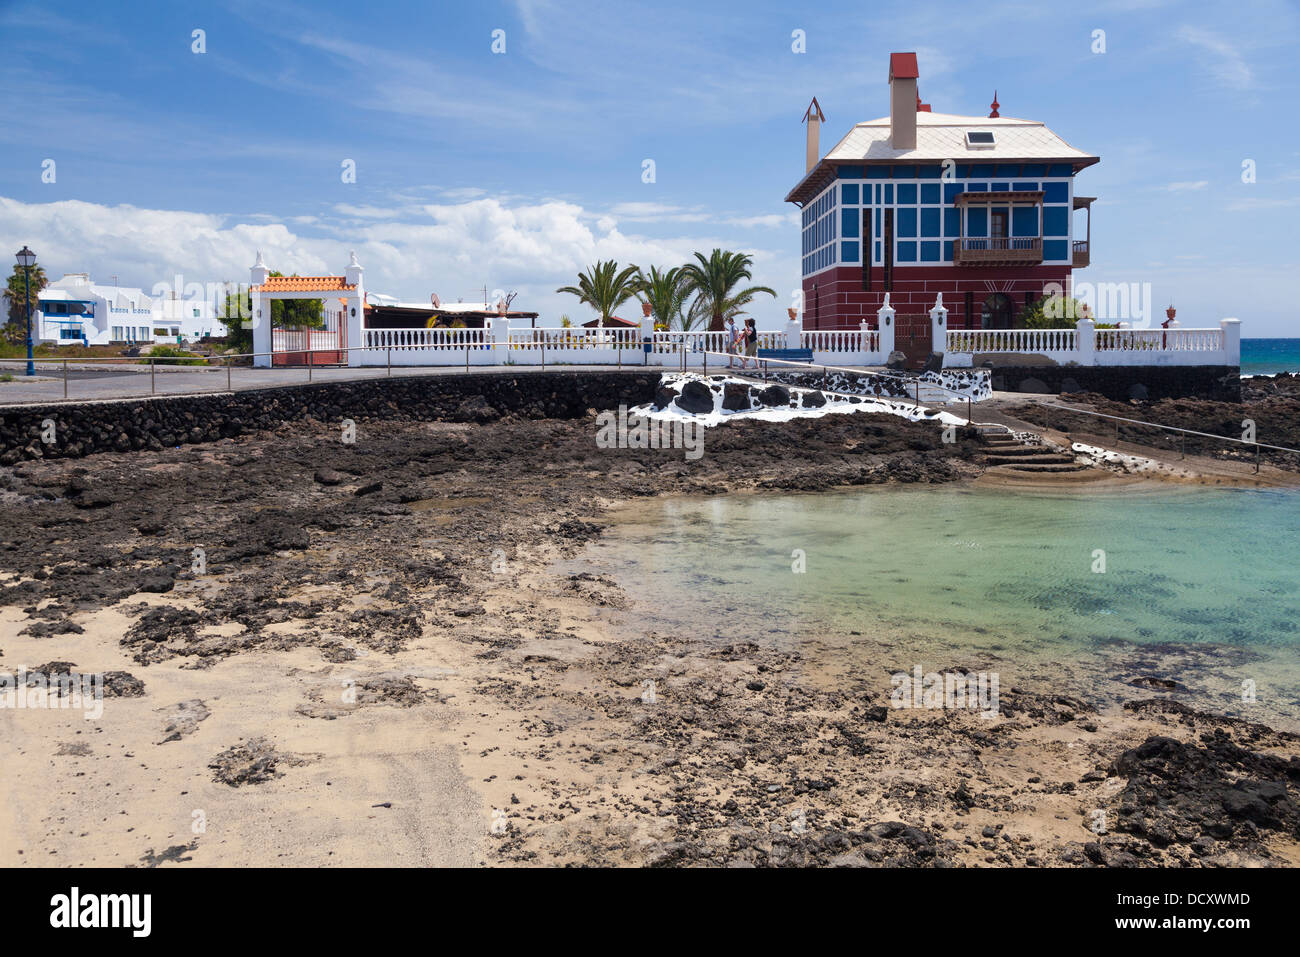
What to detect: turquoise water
<box><xmin>1242</xmin><ymin>338</ymin><xmax>1300</xmax><ymax>376</ymax></box>
<box><xmin>572</xmin><ymin>486</ymin><xmax>1300</xmax><ymax>725</ymax></box>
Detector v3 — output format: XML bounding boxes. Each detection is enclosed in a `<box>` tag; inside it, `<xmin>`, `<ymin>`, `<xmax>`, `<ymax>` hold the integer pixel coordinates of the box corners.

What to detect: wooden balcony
<box><xmin>1072</xmin><ymin>240</ymin><xmax>1090</xmax><ymax>269</ymax></box>
<box><xmin>953</xmin><ymin>237</ymin><xmax>1043</xmax><ymax>267</ymax></box>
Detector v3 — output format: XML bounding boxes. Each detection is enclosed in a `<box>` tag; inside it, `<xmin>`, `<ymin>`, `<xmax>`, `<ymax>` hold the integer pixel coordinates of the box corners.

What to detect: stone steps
<box><xmin>983</xmin><ymin>453</ymin><xmax>1079</xmax><ymax>466</ymax></box>
<box><xmin>996</xmin><ymin>461</ymin><xmax>1092</xmax><ymax>473</ymax></box>
<box><xmin>974</xmin><ymin>425</ymin><xmax>1095</xmax><ymax>476</ymax></box>
<box><xmin>979</xmin><ymin>444</ymin><xmax>1053</xmax><ymax>457</ymax></box>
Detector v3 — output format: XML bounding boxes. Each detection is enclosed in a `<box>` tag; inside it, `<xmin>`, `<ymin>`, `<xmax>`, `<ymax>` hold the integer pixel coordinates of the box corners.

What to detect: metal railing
<box><xmin>0</xmin><ymin>337</ymin><xmax>648</xmax><ymax>405</ymax></box>
<box><xmin>1041</xmin><ymin>400</ymin><xmax>1300</xmax><ymax>473</ymax></box>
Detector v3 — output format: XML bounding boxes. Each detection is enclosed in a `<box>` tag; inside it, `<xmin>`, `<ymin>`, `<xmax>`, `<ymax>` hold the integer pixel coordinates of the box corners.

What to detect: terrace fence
<box><xmin>942</xmin><ymin>318</ymin><xmax>1240</xmax><ymax>368</ymax></box>
<box><xmin>350</xmin><ymin>314</ymin><xmax>1239</xmax><ymax>370</ymax></box>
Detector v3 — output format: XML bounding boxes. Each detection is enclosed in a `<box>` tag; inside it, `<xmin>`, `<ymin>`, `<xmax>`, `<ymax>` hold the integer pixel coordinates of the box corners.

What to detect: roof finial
<box><xmin>989</xmin><ymin>91</ymin><xmax>1000</xmax><ymax>119</ymax></box>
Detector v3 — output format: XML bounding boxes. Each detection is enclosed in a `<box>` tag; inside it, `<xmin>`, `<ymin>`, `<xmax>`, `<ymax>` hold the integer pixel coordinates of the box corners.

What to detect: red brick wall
<box><xmin>802</xmin><ymin>265</ymin><xmax>1073</xmax><ymax>329</ymax></box>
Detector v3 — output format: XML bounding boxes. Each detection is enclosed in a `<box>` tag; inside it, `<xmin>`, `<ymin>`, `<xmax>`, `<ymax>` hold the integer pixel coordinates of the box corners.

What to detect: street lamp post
<box><xmin>16</xmin><ymin>246</ymin><xmax>36</xmax><ymax>377</ymax></box>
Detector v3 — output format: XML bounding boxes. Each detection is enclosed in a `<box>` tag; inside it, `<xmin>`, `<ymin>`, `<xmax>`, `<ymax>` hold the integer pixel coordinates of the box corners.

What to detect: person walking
<box><xmin>725</xmin><ymin>316</ymin><xmax>739</xmax><ymax>368</ymax></box>
<box><xmin>740</xmin><ymin>318</ymin><xmax>758</xmax><ymax>370</ymax></box>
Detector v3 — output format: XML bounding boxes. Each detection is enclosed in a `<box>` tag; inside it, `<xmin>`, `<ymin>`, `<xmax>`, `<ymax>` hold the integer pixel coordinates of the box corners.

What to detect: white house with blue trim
<box><xmin>35</xmin><ymin>273</ymin><xmax>219</xmax><ymax>345</ymax></box>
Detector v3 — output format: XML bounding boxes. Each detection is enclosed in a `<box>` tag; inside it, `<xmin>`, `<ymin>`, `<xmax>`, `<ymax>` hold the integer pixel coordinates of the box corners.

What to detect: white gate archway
<box><xmin>249</xmin><ymin>251</ymin><xmax>366</xmax><ymax>368</ymax></box>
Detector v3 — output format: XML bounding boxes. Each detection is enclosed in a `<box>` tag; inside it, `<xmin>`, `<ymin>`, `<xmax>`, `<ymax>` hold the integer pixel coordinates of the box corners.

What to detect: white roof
<box><xmin>44</xmin><ymin>274</ymin><xmax>149</xmax><ymax>303</ymax></box>
<box><xmin>824</xmin><ymin>111</ymin><xmax>1097</xmax><ymax>165</ymax></box>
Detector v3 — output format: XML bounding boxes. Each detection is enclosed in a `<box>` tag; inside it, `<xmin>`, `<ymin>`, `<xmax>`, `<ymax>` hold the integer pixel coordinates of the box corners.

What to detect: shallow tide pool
<box><xmin>565</xmin><ymin>485</ymin><xmax>1300</xmax><ymax>728</ymax></box>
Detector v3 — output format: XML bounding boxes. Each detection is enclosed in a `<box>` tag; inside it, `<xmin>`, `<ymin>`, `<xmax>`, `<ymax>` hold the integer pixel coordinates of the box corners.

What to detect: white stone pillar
<box><xmin>249</xmin><ymin>252</ymin><xmax>271</xmax><ymax>368</ymax></box>
<box><xmin>876</xmin><ymin>301</ymin><xmax>896</xmax><ymax>359</ymax></box>
<box><xmin>1220</xmin><ymin>318</ymin><xmax>1241</xmax><ymax>366</ymax></box>
<box><xmin>641</xmin><ymin>310</ymin><xmax>656</xmax><ymax>365</ymax></box>
<box><xmin>344</xmin><ymin>251</ymin><xmax>365</xmax><ymax>367</ymax></box>
<box><xmin>785</xmin><ymin>319</ymin><xmax>803</xmax><ymax>350</ymax></box>
<box><xmin>1075</xmin><ymin>317</ymin><xmax>1096</xmax><ymax>365</ymax></box>
<box><xmin>929</xmin><ymin>295</ymin><xmax>948</xmax><ymax>359</ymax></box>
<box><xmin>489</xmin><ymin>314</ymin><xmax>511</xmax><ymax>363</ymax></box>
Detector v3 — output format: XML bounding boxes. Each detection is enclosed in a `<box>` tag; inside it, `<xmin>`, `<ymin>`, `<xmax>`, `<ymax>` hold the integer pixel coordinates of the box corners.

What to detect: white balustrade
<box><xmin>345</xmin><ymin>321</ymin><xmax>1237</xmax><ymax>369</ymax></box>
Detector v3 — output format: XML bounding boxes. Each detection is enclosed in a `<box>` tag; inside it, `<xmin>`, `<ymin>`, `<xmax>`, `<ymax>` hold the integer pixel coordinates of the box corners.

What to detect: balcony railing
<box><xmin>1072</xmin><ymin>240</ymin><xmax>1090</xmax><ymax>269</ymax></box>
<box><xmin>953</xmin><ymin>237</ymin><xmax>1043</xmax><ymax>266</ymax></box>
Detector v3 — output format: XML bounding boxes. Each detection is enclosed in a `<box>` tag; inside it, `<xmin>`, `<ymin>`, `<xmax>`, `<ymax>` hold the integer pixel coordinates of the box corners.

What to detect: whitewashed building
<box><xmin>35</xmin><ymin>273</ymin><xmax>220</xmax><ymax>345</ymax></box>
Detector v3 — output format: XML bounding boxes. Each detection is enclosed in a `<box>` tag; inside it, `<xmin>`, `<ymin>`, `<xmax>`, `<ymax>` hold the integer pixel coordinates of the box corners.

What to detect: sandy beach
<box><xmin>2</xmin><ymin>390</ymin><xmax>1298</xmax><ymax>867</ymax></box>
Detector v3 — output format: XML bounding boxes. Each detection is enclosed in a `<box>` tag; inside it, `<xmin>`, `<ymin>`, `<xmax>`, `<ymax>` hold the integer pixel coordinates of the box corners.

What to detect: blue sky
<box><xmin>1</xmin><ymin>0</ymin><xmax>1297</xmax><ymax>333</ymax></box>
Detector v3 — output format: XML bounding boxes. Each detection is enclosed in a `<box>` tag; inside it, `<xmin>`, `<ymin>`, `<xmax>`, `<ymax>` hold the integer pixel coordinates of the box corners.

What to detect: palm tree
<box><xmin>681</xmin><ymin>250</ymin><xmax>769</xmax><ymax>332</ymax></box>
<box><xmin>634</xmin><ymin>266</ymin><xmax>695</xmax><ymax>330</ymax></box>
<box><xmin>556</xmin><ymin>260</ymin><xmax>640</xmax><ymax>328</ymax></box>
<box><xmin>680</xmin><ymin>249</ymin><xmax>776</xmax><ymax>332</ymax></box>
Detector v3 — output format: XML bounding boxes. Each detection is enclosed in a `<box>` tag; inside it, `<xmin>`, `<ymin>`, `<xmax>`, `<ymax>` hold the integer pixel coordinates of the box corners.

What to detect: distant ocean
<box><xmin>1241</xmin><ymin>339</ymin><xmax>1300</xmax><ymax>377</ymax></box>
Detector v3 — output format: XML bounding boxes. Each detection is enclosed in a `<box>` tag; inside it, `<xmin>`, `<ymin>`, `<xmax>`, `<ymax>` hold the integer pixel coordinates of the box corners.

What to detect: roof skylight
<box><xmin>965</xmin><ymin>131</ymin><xmax>996</xmax><ymax>149</ymax></box>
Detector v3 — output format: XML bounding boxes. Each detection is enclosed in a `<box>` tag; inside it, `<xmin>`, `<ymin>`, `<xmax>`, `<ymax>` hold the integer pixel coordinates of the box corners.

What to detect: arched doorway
<box><xmin>981</xmin><ymin>293</ymin><xmax>1014</xmax><ymax>330</ymax></box>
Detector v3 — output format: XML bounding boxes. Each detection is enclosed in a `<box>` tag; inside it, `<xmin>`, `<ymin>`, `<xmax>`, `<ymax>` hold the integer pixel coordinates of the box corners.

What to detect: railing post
<box><xmin>877</xmin><ymin>301</ymin><xmax>896</xmax><ymax>361</ymax></box>
<box><xmin>307</xmin><ymin>349</ymin><xmax>313</xmax><ymax>381</ymax></box>
<box><xmin>63</xmin><ymin>359</ymin><xmax>68</xmax><ymax>399</ymax></box>
<box><xmin>929</xmin><ymin>296</ymin><xmax>948</xmax><ymax>366</ymax></box>
<box><xmin>150</xmin><ymin>357</ymin><xmax>155</xmax><ymax>394</ymax></box>
<box><xmin>387</xmin><ymin>346</ymin><xmax>391</xmax><ymax>376</ymax></box>
<box><xmin>1220</xmin><ymin>318</ymin><xmax>1241</xmax><ymax>367</ymax></box>
<box><xmin>226</xmin><ymin>356</ymin><xmax>232</xmax><ymax>392</ymax></box>
<box><xmin>1075</xmin><ymin>317</ymin><xmax>1096</xmax><ymax>366</ymax></box>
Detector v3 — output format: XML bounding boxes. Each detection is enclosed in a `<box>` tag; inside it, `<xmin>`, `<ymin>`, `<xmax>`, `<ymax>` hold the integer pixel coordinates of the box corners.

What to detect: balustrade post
<box><xmin>929</xmin><ymin>297</ymin><xmax>948</xmax><ymax>365</ymax></box>
<box><xmin>876</xmin><ymin>301</ymin><xmax>896</xmax><ymax>360</ymax></box>
<box><xmin>1075</xmin><ymin>317</ymin><xmax>1096</xmax><ymax>366</ymax></box>
<box><xmin>1220</xmin><ymin>318</ymin><xmax>1241</xmax><ymax>367</ymax></box>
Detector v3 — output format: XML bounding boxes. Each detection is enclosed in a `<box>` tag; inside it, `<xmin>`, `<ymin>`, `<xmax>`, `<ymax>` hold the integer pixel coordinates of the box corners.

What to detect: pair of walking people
<box><xmin>725</xmin><ymin>317</ymin><xmax>758</xmax><ymax>369</ymax></box>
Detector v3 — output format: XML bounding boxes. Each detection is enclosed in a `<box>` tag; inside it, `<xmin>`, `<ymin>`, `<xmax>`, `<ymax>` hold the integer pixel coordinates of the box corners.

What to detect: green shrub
<box><xmin>140</xmin><ymin>346</ymin><xmax>207</xmax><ymax>366</ymax></box>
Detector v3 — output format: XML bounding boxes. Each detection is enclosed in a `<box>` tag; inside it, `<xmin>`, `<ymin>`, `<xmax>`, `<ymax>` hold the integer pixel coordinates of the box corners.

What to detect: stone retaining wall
<box><xmin>989</xmin><ymin>365</ymin><xmax>1239</xmax><ymax>402</ymax></box>
<box><xmin>0</xmin><ymin>371</ymin><xmax>660</xmax><ymax>463</ymax></box>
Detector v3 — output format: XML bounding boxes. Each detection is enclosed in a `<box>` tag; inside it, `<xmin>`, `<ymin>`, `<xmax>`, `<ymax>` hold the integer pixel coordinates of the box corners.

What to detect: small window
<box><xmin>965</xmin><ymin>131</ymin><xmax>996</xmax><ymax>149</ymax></box>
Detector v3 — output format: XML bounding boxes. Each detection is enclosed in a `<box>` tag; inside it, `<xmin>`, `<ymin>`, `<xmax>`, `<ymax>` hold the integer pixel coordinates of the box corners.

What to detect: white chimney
<box><xmin>888</xmin><ymin>52</ymin><xmax>919</xmax><ymax>151</ymax></box>
<box><xmin>803</xmin><ymin>97</ymin><xmax>825</xmax><ymax>174</ymax></box>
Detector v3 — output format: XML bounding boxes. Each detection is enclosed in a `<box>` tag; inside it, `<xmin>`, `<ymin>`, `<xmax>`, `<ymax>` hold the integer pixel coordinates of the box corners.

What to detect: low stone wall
<box><xmin>0</xmin><ymin>371</ymin><xmax>660</xmax><ymax>463</ymax></box>
<box><xmin>989</xmin><ymin>365</ymin><xmax>1240</xmax><ymax>402</ymax></box>
<box><xmin>767</xmin><ymin>367</ymin><xmax>991</xmax><ymax>401</ymax></box>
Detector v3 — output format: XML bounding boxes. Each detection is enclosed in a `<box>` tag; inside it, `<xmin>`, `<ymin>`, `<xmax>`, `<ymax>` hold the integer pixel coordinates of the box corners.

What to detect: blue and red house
<box><xmin>787</xmin><ymin>52</ymin><xmax>1098</xmax><ymax>357</ymax></box>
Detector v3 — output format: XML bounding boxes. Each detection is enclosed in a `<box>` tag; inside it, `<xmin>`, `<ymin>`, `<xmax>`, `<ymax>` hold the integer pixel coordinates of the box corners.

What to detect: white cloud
<box><xmin>1177</xmin><ymin>26</ymin><xmax>1255</xmax><ymax>90</ymax></box>
<box><xmin>0</xmin><ymin>195</ymin><xmax>796</xmax><ymax>325</ymax></box>
<box><xmin>1166</xmin><ymin>180</ymin><xmax>1209</xmax><ymax>191</ymax></box>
